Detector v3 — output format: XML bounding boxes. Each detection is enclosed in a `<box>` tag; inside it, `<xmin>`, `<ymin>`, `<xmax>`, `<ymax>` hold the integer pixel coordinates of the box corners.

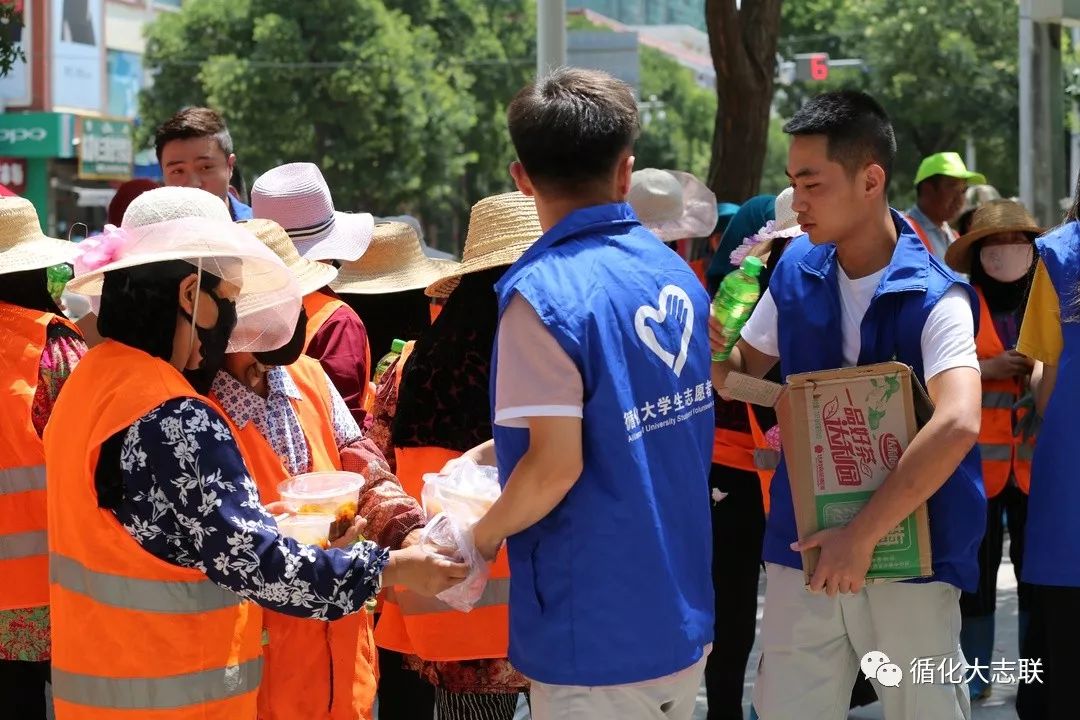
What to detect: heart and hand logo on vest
<box><xmin>635</xmin><ymin>285</ymin><xmax>694</xmax><ymax>377</ymax></box>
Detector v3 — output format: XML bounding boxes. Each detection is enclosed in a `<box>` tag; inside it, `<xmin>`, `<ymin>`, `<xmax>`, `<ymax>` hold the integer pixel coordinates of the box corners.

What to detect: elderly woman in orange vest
<box><xmin>0</xmin><ymin>198</ymin><xmax>85</xmax><ymax>720</ymax></box>
<box><xmin>369</xmin><ymin>192</ymin><xmax>542</xmax><ymax>720</ymax></box>
<box><xmin>43</xmin><ymin>194</ymin><xmax>467</xmax><ymax>720</ymax></box>
<box><xmin>944</xmin><ymin>199</ymin><xmax>1041</xmax><ymax>702</ymax></box>
<box><xmin>213</xmin><ymin>218</ymin><xmax>429</xmax><ymax>720</ymax></box>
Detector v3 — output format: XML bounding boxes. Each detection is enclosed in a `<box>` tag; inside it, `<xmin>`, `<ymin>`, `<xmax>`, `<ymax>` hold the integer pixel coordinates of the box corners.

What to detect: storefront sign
<box><xmin>78</xmin><ymin>118</ymin><xmax>133</xmax><ymax>180</ymax></box>
<box><xmin>0</xmin><ymin>157</ymin><xmax>28</xmax><ymax>195</ymax></box>
<box><xmin>0</xmin><ymin>113</ymin><xmax>75</xmax><ymax>158</ymax></box>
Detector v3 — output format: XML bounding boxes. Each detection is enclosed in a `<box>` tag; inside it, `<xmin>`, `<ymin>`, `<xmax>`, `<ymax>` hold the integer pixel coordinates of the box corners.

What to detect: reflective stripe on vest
<box><xmin>52</xmin><ymin>657</ymin><xmax>263</xmax><ymax>711</ymax></box>
<box><xmin>0</xmin><ymin>465</ymin><xmax>46</xmax><ymax>495</ymax></box>
<box><xmin>51</xmin><ymin>552</ymin><xmax>243</xmax><ymax>614</ymax></box>
<box><xmin>754</xmin><ymin>448</ymin><xmax>780</xmax><ymax>471</ymax></box>
<box><xmin>982</xmin><ymin>391</ymin><xmax>1015</xmax><ymax>409</ymax></box>
<box><xmin>0</xmin><ymin>529</ymin><xmax>46</xmax><ymax>560</ymax></box>
<box><xmin>383</xmin><ymin>576</ymin><xmax>511</xmax><ymax>616</ymax></box>
<box><xmin>979</xmin><ymin>443</ymin><xmax>1013</xmax><ymax>462</ymax></box>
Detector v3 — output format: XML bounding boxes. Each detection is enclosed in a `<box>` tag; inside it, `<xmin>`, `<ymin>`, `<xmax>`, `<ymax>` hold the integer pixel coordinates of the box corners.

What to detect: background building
<box><xmin>569</xmin><ymin>0</ymin><xmax>705</xmax><ymax>33</ymax></box>
<box><xmin>0</xmin><ymin>0</ymin><xmax>177</xmax><ymax>233</ymax></box>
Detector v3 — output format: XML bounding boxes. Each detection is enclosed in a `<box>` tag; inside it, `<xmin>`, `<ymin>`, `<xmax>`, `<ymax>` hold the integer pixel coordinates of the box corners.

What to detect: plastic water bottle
<box><xmin>47</xmin><ymin>264</ymin><xmax>73</xmax><ymax>304</ymax></box>
<box><xmin>373</xmin><ymin>338</ymin><xmax>407</xmax><ymax>385</ymax></box>
<box><xmin>711</xmin><ymin>256</ymin><xmax>764</xmax><ymax>362</ymax></box>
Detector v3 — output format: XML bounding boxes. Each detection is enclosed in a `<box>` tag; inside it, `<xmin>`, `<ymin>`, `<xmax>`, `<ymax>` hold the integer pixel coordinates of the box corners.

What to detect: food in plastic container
<box><xmin>421</xmin><ymin>460</ymin><xmax>500</xmax><ymax>520</ymax></box>
<box><xmin>278</xmin><ymin>471</ymin><xmax>365</xmax><ymax>542</ymax></box>
<box><xmin>419</xmin><ymin>459</ymin><xmax>502</xmax><ymax>612</ymax></box>
<box><xmin>276</xmin><ymin>513</ymin><xmax>335</xmax><ymax>549</ymax></box>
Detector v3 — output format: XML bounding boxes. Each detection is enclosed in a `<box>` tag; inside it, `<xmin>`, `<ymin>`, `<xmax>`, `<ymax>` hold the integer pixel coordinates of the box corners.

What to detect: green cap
<box><xmin>914</xmin><ymin>152</ymin><xmax>986</xmax><ymax>187</ymax></box>
<box><xmin>739</xmin><ymin>256</ymin><xmax>764</xmax><ymax>278</ymax></box>
<box><xmin>390</xmin><ymin>338</ymin><xmax>407</xmax><ymax>354</ymax></box>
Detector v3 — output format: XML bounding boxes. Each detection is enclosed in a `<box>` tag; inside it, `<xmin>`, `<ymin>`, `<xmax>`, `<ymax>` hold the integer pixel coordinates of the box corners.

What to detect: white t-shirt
<box><xmin>740</xmin><ymin>266</ymin><xmax>979</xmax><ymax>381</ymax></box>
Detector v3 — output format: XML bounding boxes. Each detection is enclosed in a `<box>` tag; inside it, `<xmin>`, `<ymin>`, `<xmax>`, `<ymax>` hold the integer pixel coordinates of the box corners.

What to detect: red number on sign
<box><xmin>811</xmin><ymin>54</ymin><xmax>829</xmax><ymax>81</ymax></box>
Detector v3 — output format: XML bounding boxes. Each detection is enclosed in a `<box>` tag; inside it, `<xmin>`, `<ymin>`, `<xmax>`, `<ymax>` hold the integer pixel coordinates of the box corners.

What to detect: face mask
<box><xmin>251</xmin><ymin>308</ymin><xmax>308</xmax><ymax>367</ymax></box>
<box><xmin>179</xmin><ymin>288</ymin><xmax>238</xmax><ymax>394</ymax></box>
<box><xmin>979</xmin><ymin>244</ymin><xmax>1034</xmax><ymax>283</ymax></box>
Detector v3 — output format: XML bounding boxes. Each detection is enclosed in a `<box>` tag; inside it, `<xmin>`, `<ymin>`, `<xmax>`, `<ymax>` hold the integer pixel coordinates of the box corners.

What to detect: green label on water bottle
<box><xmin>711</xmin><ymin>261</ymin><xmax>762</xmax><ymax>361</ymax></box>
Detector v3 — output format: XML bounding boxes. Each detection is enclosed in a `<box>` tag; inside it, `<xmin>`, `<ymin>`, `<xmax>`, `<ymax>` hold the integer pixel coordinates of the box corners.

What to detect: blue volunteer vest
<box><xmin>492</xmin><ymin>203</ymin><xmax>715</xmax><ymax>686</ymax></box>
<box><xmin>764</xmin><ymin>210</ymin><xmax>985</xmax><ymax>592</ymax></box>
<box><xmin>1023</xmin><ymin>222</ymin><xmax>1080</xmax><ymax>586</ymax></box>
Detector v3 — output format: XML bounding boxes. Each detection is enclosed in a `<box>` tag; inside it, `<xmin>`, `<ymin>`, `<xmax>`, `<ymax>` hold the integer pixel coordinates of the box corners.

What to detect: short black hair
<box><xmin>507</xmin><ymin>67</ymin><xmax>640</xmax><ymax>193</ymax></box>
<box><xmin>155</xmin><ymin>107</ymin><xmax>234</xmax><ymax>163</ymax></box>
<box><xmin>783</xmin><ymin>90</ymin><xmax>896</xmax><ymax>190</ymax></box>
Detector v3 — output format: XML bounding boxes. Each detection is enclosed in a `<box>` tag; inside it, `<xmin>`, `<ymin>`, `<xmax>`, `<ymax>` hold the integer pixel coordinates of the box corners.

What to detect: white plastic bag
<box><xmin>419</xmin><ymin>458</ymin><xmax>501</xmax><ymax>612</ymax></box>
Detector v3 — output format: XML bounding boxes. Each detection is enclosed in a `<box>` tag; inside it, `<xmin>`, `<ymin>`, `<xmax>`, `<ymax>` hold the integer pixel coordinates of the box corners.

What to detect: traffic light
<box><xmin>794</xmin><ymin>53</ymin><xmax>830</xmax><ymax>82</ymax></box>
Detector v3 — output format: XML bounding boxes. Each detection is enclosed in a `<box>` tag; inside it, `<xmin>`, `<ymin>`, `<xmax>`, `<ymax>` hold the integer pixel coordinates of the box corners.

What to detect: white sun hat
<box><xmin>251</xmin><ymin>163</ymin><xmax>374</xmax><ymax>263</ymax></box>
<box><xmin>627</xmin><ymin>168</ymin><xmax>718</xmax><ymax>242</ymax></box>
<box><xmin>122</xmin><ymin>186</ymin><xmax>231</xmax><ymax>227</ymax></box>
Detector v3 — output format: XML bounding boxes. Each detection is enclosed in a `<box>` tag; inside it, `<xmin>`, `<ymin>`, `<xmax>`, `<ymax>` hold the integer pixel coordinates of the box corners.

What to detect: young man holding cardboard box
<box><xmin>711</xmin><ymin>91</ymin><xmax>986</xmax><ymax>719</ymax></box>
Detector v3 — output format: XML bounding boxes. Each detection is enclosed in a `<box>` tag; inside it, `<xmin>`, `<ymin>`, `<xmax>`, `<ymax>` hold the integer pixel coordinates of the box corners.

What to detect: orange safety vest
<box><xmin>973</xmin><ymin>288</ymin><xmax>1034</xmax><ymax>497</ymax></box>
<box><xmin>0</xmin><ymin>303</ymin><xmax>79</xmax><ymax>610</ymax></box>
<box><xmin>304</xmin><ymin>291</ymin><xmax>374</xmax><ymax>413</ymax></box>
<box><xmin>710</xmin><ymin>404</ymin><xmax>777</xmax><ymax>514</ymax></box>
<box><xmin>44</xmin><ymin>340</ymin><xmax>264</xmax><ymax>720</ymax></box>
<box><xmin>374</xmin><ymin>342</ymin><xmax>513</xmax><ymax>661</ymax></box>
<box><xmin>217</xmin><ymin>355</ymin><xmax>377</xmax><ymax>720</ymax></box>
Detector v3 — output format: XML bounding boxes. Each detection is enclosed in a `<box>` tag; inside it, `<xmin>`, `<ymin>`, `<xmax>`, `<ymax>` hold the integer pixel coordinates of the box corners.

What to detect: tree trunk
<box><xmin>705</xmin><ymin>0</ymin><xmax>783</xmax><ymax>203</ymax></box>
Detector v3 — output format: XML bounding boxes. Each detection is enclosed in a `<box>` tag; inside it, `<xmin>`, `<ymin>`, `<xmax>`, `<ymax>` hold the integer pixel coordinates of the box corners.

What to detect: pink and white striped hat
<box><xmin>251</xmin><ymin>163</ymin><xmax>374</xmax><ymax>262</ymax></box>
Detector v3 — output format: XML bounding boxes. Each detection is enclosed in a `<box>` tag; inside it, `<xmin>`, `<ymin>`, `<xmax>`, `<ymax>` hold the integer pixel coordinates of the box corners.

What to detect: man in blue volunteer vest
<box><xmin>465</xmin><ymin>68</ymin><xmax>714</xmax><ymax>719</ymax></box>
<box><xmin>712</xmin><ymin>91</ymin><xmax>986</xmax><ymax>719</ymax></box>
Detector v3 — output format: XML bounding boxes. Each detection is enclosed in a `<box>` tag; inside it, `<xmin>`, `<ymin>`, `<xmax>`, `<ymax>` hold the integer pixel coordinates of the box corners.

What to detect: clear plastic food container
<box><xmin>276</xmin><ymin>513</ymin><xmax>335</xmax><ymax>549</ymax></box>
<box><xmin>278</xmin><ymin>471</ymin><xmax>364</xmax><ymax>522</ymax></box>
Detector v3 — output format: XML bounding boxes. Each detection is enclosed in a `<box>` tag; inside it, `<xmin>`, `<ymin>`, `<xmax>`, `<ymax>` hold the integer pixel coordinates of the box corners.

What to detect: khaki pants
<box><xmin>529</xmin><ymin>654</ymin><xmax>706</xmax><ymax>720</ymax></box>
<box><xmin>753</xmin><ymin>563</ymin><xmax>971</xmax><ymax>720</ymax></box>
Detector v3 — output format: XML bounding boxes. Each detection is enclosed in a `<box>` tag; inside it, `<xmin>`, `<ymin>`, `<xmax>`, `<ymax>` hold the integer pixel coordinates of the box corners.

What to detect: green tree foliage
<box><xmin>382</xmin><ymin>0</ymin><xmax>536</xmax><ymax>242</ymax></box>
<box><xmin>140</xmin><ymin>0</ymin><xmax>478</xmax><ymax>223</ymax></box>
<box><xmin>636</xmin><ymin>48</ymin><xmax>716</xmax><ymax>181</ymax></box>
<box><xmin>773</xmin><ymin>0</ymin><xmax>1019</xmax><ymax>206</ymax></box>
<box><xmin>0</xmin><ymin>2</ymin><xmax>27</xmax><ymax>78</ymax></box>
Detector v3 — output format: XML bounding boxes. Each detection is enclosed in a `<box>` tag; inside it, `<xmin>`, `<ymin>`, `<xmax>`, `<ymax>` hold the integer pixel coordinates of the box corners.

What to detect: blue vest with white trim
<box><xmin>763</xmin><ymin>211</ymin><xmax>985</xmax><ymax>592</ymax></box>
<box><xmin>491</xmin><ymin>203</ymin><xmax>714</xmax><ymax>686</ymax></box>
<box><xmin>1023</xmin><ymin>221</ymin><xmax>1080</xmax><ymax>586</ymax></box>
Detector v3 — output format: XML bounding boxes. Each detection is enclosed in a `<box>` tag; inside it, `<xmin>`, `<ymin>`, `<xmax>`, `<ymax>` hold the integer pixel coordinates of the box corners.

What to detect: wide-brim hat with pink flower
<box><xmin>251</xmin><ymin>162</ymin><xmax>374</xmax><ymax>263</ymax></box>
<box><xmin>68</xmin><ymin>204</ymin><xmax>303</xmax><ymax>354</ymax></box>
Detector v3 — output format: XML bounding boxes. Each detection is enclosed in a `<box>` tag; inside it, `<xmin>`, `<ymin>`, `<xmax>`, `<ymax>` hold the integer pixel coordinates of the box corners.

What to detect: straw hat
<box><xmin>627</xmin><ymin>169</ymin><xmax>718</xmax><ymax>242</ymax></box>
<box><xmin>944</xmin><ymin>199</ymin><xmax>1042</xmax><ymax>274</ymax></box>
<box><xmin>375</xmin><ymin>214</ymin><xmax>458</xmax><ymax>260</ymax></box>
<box><xmin>0</xmin><ymin>197</ymin><xmax>78</xmax><ymax>274</ymax></box>
<box><xmin>331</xmin><ymin>222</ymin><xmax>458</xmax><ymax>295</ymax></box>
<box><xmin>425</xmin><ymin>192</ymin><xmax>543</xmax><ymax>298</ymax></box>
<box><xmin>251</xmin><ymin>163</ymin><xmax>374</xmax><ymax>263</ymax></box>
<box><xmin>240</xmin><ymin>218</ymin><xmax>338</xmax><ymax>296</ymax></box>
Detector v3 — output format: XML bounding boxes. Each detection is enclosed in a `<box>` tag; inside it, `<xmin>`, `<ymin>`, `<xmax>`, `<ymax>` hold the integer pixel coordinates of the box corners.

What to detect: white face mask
<box><xmin>980</xmin><ymin>244</ymin><xmax>1033</xmax><ymax>283</ymax></box>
